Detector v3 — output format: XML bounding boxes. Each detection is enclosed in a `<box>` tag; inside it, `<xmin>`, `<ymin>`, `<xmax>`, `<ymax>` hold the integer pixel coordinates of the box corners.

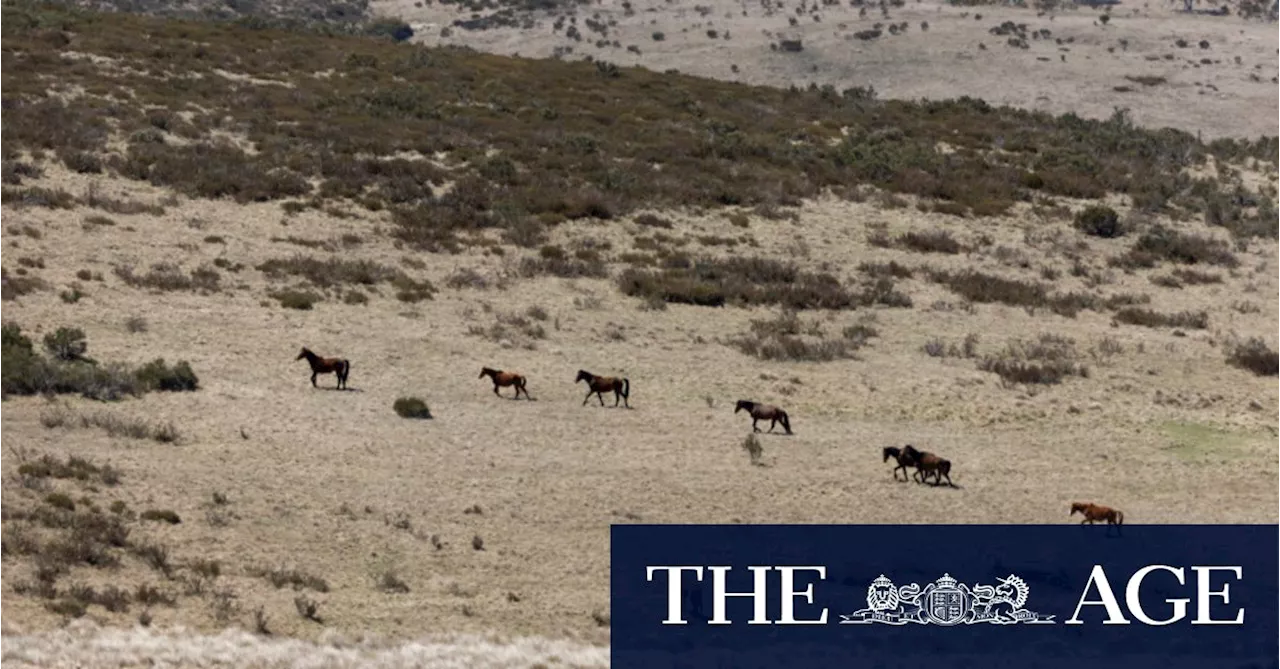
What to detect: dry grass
<box><xmin>0</xmin><ymin>0</ymin><xmax>1275</xmax><ymax>663</ymax></box>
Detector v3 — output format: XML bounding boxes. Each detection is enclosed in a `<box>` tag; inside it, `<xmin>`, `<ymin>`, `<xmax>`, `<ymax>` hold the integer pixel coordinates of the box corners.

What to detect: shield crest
<box><xmin>926</xmin><ymin>588</ymin><xmax>968</xmax><ymax>626</ymax></box>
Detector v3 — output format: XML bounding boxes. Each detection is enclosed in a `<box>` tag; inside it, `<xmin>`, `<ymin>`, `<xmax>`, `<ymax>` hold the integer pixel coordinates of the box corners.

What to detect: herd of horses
<box><xmin>881</xmin><ymin>445</ymin><xmax>1126</xmax><ymax>526</ymax></box>
<box><xmin>297</xmin><ymin>347</ymin><xmax>1125</xmax><ymax>526</ymax></box>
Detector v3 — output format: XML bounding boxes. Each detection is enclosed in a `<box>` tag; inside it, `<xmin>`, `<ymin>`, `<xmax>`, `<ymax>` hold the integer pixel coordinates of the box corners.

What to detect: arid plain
<box><xmin>1</xmin><ymin>0</ymin><xmax>1277</xmax><ymax>666</ymax></box>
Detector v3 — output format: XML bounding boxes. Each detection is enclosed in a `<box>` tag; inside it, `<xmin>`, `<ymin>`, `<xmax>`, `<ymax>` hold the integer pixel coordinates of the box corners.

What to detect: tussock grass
<box><xmin>249</xmin><ymin>565</ymin><xmax>331</xmax><ymax>593</ymax></box>
<box><xmin>977</xmin><ymin>334</ymin><xmax>1089</xmax><ymax>386</ymax></box>
<box><xmin>729</xmin><ymin>311</ymin><xmax>878</xmax><ymax>362</ymax></box>
<box><xmin>114</xmin><ymin>264</ymin><xmax>221</xmax><ymax>293</ymax></box>
<box><xmin>40</xmin><ymin>406</ymin><xmax>181</xmax><ymax>443</ymax></box>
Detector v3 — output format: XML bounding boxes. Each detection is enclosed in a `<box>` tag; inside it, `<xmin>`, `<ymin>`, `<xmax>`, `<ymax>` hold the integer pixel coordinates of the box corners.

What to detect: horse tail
<box><xmin>779</xmin><ymin>410</ymin><xmax>791</xmax><ymax>433</ymax></box>
<box><xmin>621</xmin><ymin>378</ymin><xmax>630</xmax><ymax>398</ymax></box>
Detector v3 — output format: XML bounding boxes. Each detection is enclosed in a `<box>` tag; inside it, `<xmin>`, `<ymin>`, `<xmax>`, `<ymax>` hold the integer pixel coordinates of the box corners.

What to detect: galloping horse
<box><xmin>479</xmin><ymin>367</ymin><xmax>532</xmax><ymax>400</ymax></box>
<box><xmin>734</xmin><ymin>400</ymin><xmax>792</xmax><ymax>435</ymax></box>
<box><xmin>882</xmin><ymin>446</ymin><xmax>919</xmax><ymax>482</ymax></box>
<box><xmin>1069</xmin><ymin>502</ymin><xmax>1124</xmax><ymax>526</ymax></box>
<box><xmin>902</xmin><ymin>444</ymin><xmax>954</xmax><ymax>487</ymax></box>
<box><xmin>575</xmin><ymin>370</ymin><xmax>630</xmax><ymax>408</ymax></box>
<box><xmin>296</xmin><ymin>347</ymin><xmax>350</xmax><ymax>390</ymax></box>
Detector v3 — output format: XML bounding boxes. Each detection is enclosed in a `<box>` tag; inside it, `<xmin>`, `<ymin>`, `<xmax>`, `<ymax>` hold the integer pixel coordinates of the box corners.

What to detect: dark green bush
<box><xmin>393</xmin><ymin>397</ymin><xmax>432</xmax><ymax>419</ymax></box>
<box><xmin>1073</xmin><ymin>205</ymin><xmax>1123</xmax><ymax>238</ymax></box>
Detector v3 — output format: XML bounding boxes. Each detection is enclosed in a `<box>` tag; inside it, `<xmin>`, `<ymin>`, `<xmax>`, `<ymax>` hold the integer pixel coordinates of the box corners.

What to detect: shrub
<box><xmin>135</xmin><ymin>359</ymin><xmax>199</xmax><ymax>392</ymax></box>
<box><xmin>44</xmin><ymin>328</ymin><xmax>92</xmax><ymax>363</ymax></box>
<box><xmin>926</xmin><ymin>269</ymin><xmax>1092</xmax><ymax>316</ymax></box>
<box><xmin>2</xmin><ymin>324</ymin><xmax>196</xmax><ymax>400</ymax></box>
<box><xmin>897</xmin><ymin>230</ymin><xmax>964</xmax><ymax>254</ymax></box>
<box><xmin>618</xmin><ymin>257</ymin><xmax>858</xmax><ymax>310</ymax></box>
<box><xmin>1225</xmin><ymin>338</ymin><xmax>1279</xmax><ymax>376</ymax></box>
<box><xmin>270</xmin><ymin>290</ymin><xmax>320</xmax><ymax>310</ymax></box>
<box><xmin>729</xmin><ymin>311</ymin><xmax>876</xmax><ymax>362</ymax></box>
<box><xmin>393</xmin><ymin>397</ymin><xmax>433</xmax><ymax>419</ymax></box>
<box><xmin>140</xmin><ymin>509</ymin><xmax>181</xmax><ymax>525</ymax></box>
<box><xmin>977</xmin><ymin>334</ymin><xmax>1088</xmax><ymax>386</ymax></box>
<box><xmin>1116</xmin><ymin>226</ymin><xmax>1238</xmax><ymax>268</ymax></box>
<box><xmin>1074</xmin><ymin>205</ymin><xmax>1123</xmax><ymax>238</ymax></box>
<box><xmin>114</xmin><ymin>264</ymin><xmax>220</xmax><ymax>293</ymax></box>
<box><xmin>2</xmin><ymin>270</ymin><xmax>49</xmax><ymax>301</ymax></box>
<box><xmin>742</xmin><ymin>433</ymin><xmax>763</xmax><ymax>466</ymax></box>
<box><xmin>1113</xmin><ymin>308</ymin><xmax>1208</xmax><ymax>329</ymax></box>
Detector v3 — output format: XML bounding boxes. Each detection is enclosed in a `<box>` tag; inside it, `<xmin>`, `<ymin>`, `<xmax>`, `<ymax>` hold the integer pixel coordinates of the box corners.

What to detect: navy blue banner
<box><xmin>611</xmin><ymin>525</ymin><xmax>1278</xmax><ymax>669</ymax></box>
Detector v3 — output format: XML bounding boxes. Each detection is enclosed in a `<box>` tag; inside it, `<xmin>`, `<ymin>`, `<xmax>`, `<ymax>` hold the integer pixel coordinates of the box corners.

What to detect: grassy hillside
<box><xmin>4</xmin><ymin>1</ymin><xmax>1276</xmax><ymax>252</ymax></box>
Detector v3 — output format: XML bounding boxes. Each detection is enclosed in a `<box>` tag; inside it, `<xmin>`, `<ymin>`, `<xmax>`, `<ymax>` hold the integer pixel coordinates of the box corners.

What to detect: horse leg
<box><xmin>597</xmin><ymin>392</ymin><xmax>605</xmax><ymax>407</ymax></box>
<box><xmin>752</xmin><ymin>418</ymin><xmax>761</xmax><ymax>433</ymax></box>
<box><xmin>494</xmin><ymin>384</ymin><xmax>502</xmax><ymax>397</ymax></box>
<box><xmin>583</xmin><ymin>390</ymin><xmax>593</xmax><ymax>406</ymax></box>
<box><xmin>311</xmin><ymin>371</ymin><xmax>318</xmax><ymax>388</ymax></box>
<box><xmin>613</xmin><ymin>390</ymin><xmax>621</xmax><ymax>407</ymax></box>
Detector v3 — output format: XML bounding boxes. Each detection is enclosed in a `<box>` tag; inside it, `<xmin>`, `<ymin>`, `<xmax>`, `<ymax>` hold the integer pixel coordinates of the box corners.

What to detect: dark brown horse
<box><xmin>902</xmin><ymin>444</ymin><xmax>954</xmax><ymax>487</ymax></box>
<box><xmin>479</xmin><ymin>367</ymin><xmax>531</xmax><ymax>400</ymax></box>
<box><xmin>296</xmin><ymin>347</ymin><xmax>350</xmax><ymax>390</ymax></box>
<box><xmin>575</xmin><ymin>370</ymin><xmax>630</xmax><ymax>408</ymax></box>
<box><xmin>882</xmin><ymin>446</ymin><xmax>918</xmax><ymax>482</ymax></box>
<box><xmin>734</xmin><ymin>400</ymin><xmax>792</xmax><ymax>435</ymax></box>
<box><xmin>1070</xmin><ymin>502</ymin><xmax>1124</xmax><ymax>526</ymax></box>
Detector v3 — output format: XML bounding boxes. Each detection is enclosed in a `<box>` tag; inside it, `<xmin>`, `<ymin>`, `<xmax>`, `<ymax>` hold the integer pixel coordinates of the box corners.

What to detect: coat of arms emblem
<box><xmin>840</xmin><ymin>573</ymin><xmax>1055</xmax><ymax>626</ymax></box>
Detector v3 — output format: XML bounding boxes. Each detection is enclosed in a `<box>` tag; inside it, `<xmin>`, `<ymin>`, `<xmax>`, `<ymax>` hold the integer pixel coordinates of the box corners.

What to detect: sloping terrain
<box><xmin>378</xmin><ymin>0</ymin><xmax>1280</xmax><ymax>139</ymax></box>
<box><xmin>1</xmin><ymin>2</ymin><xmax>1277</xmax><ymax>666</ymax></box>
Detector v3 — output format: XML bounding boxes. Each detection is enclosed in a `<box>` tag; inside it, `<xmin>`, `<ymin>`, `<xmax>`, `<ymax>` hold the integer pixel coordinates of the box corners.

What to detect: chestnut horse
<box><xmin>1070</xmin><ymin>502</ymin><xmax>1124</xmax><ymax>526</ymax></box>
<box><xmin>882</xmin><ymin>446</ymin><xmax>918</xmax><ymax>482</ymax></box>
<box><xmin>734</xmin><ymin>400</ymin><xmax>792</xmax><ymax>435</ymax></box>
<box><xmin>575</xmin><ymin>370</ymin><xmax>630</xmax><ymax>408</ymax></box>
<box><xmin>479</xmin><ymin>367</ymin><xmax>531</xmax><ymax>400</ymax></box>
<box><xmin>296</xmin><ymin>347</ymin><xmax>350</xmax><ymax>390</ymax></box>
<box><xmin>902</xmin><ymin>444</ymin><xmax>954</xmax><ymax>487</ymax></box>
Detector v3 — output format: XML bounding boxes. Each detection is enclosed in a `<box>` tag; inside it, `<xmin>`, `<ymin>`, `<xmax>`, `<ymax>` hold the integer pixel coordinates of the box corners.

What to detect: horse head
<box><xmin>480</xmin><ymin>367</ymin><xmax>495</xmax><ymax>379</ymax></box>
<box><xmin>296</xmin><ymin>347</ymin><xmax>311</xmax><ymax>361</ymax></box>
<box><xmin>575</xmin><ymin>370</ymin><xmax>592</xmax><ymax>384</ymax></box>
<box><xmin>734</xmin><ymin>400</ymin><xmax>753</xmax><ymax>414</ymax></box>
<box><xmin>1069</xmin><ymin>502</ymin><xmax>1088</xmax><ymax>516</ymax></box>
<box><xmin>882</xmin><ymin>446</ymin><xmax>901</xmax><ymax>462</ymax></box>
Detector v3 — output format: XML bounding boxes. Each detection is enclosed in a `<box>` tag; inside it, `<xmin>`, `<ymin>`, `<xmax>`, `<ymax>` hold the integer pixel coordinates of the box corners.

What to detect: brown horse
<box><xmin>734</xmin><ymin>400</ymin><xmax>792</xmax><ymax>435</ymax></box>
<box><xmin>902</xmin><ymin>444</ymin><xmax>954</xmax><ymax>487</ymax></box>
<box><xmin>479</xmin><ymin>367</ymin><xmax>531</xmax><ymax>400</ymax></box>
<box><xmin>575</xmin><ymin>370</ymin><xmax>630</xmax><ymax>408</ymax></box>
<box><xmin>296</xmin><ymin>347</ymin><xmax>350</xmax><ymax>390</ymax></box>
<box><xmin>1070</xmin><ymin>502</ymin><xmax>1125</xmax><ymax>526</ymax></box>
<box><xmin>882</xmin><ymin>446</ymin><xmax>919</xmax><ymax>482</ymax></box>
